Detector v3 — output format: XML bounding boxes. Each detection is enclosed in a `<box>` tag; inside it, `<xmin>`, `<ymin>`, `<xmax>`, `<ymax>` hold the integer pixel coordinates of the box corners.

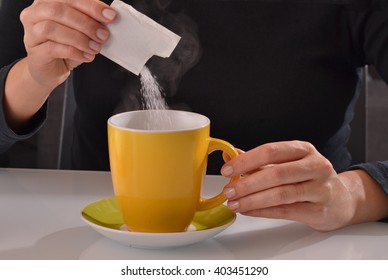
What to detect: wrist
<box><xmin>4</xmin><ymin>58</ymin><xmax>54</xmax><ymax>129</ymax></box>
<box><xmin>339</xmin><ymin>170</ymin><xmax>388</xmax><ymax>225</ymax></box>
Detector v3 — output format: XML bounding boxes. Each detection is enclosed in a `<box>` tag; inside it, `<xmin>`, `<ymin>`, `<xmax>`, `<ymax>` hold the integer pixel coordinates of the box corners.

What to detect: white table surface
<box><xmin>1</xmin><ymin>167</ymin><xmax>388</xmax><ymax>260</ymax></box>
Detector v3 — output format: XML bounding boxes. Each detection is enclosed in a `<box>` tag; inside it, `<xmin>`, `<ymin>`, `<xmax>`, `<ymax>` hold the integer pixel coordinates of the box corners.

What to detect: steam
<box><xmin>131</xmin><ymin>0</ymin><xmax>202</xmax><ymax>97</ymax></box>
<box><xmin>112</xmin><ymin>0</ymin><xmax>201</xmax><ymax>114</ymax></box>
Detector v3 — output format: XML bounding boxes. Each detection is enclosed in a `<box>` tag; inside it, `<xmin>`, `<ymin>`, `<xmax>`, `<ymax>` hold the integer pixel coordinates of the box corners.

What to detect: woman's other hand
<box><xmin>221</xmin><ymin>140</ymin><xmax>388</xmax><ymax>231</ymax></box>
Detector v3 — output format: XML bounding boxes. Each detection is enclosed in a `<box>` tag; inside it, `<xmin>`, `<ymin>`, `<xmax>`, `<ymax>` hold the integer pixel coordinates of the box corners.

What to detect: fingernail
<box><xmin>228</xmin><ymin>201</ymin><xmax>240</xmax><ymax>211</ymax></box>
<box><xmin>224</xmin><ymin>188</ymin><xmax>236</xmax><ymax>199</ymax></box>
<box><xmin>96</xmin><ymin>28</ymin><xmax>109</xmax><ymax>41</ymax></box>
<box><xmin>83</xmin><ymin>52</ymin><xmax>95</xmax><ymax>60</ymax></box>
<box><xmin>221</xmin><ymin>165</ymin><xmax>233</xmax><ymax>177</ymax></box>
<box><xmin>102</xmin><ymin>9</ymin><xmax>117</xmax><ymax>21</ymax></box>
<box><xmin>89</xmin><ymin>40</ymin><xmax>101</xmax><ymax>52</ymax></box>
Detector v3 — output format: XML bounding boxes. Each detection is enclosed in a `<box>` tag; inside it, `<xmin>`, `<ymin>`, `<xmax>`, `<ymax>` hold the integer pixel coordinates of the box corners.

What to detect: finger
<box><xmin>31</xmin><ymin>0</ymin><xmax>117</xmax><ymax>23</ymax></box>
<box><xmin>221</xmin><ymin>141</ymin><xmax>317</xmax><ymax>177</ymax></box>
<box><xmin>240</xmin><ymin>202</ymin><xmax>336</xmax><ymax>232</ymax></box>
<box><xmin>224</xmin><ymin>155</ymin><xmax>331</xmax><ymax>198</ymax></box>
<box><xmin>21</xmin><ymin>2</ymin><xmax>111</xmax><ymax>45</ymax></box>
<box><xmin>222</xmin><ymin>149</ymin><xmax>245</xmax><ymax>162</ymax></box>
<box><xmin>227</xmin><ymin>181</ymin><xmax>325</xmax><ymax>213</ymax></box>
<box><xmin>242</xmin><ymin>202</ymin><xmax>310</xmax><ymax>221</ymax></box>
<box><xmin>27</xmin><ymin>41</ymin><xmax>92</xmax><ymax>87</ymax></box>
<box><xmin>26</xmin><ymin>21</ymin><xmax>102</xmax><ymax>55</ymax></box>
<box><xmin>29</xmin><ymin>41</ymin><xmax>94</xmax><ymax>66</ymax></box>
<box><xmin>240</xmin><ymin>203</ymin><xmax>315</xmax><ymax>227</ymax></box>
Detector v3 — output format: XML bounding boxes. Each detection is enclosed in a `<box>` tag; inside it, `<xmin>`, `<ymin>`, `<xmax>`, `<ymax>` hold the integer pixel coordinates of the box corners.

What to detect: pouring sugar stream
<box><xmin>101</xmin><ymin>0</ymin><xmax>180</xmax><ymax>127</ymax></box>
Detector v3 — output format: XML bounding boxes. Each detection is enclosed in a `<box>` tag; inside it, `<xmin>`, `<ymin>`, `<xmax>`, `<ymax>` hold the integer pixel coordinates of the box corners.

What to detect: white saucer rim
<box><xmin>81</xmin><ymin>213</ymin><xmax>236</xmax><ymax>248</ymax></box>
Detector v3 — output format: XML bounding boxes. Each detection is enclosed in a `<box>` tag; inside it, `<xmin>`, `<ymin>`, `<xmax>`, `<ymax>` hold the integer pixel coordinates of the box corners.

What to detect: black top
<box><xmin>1</xmin><ymin>0</ymin><xmax>388</xmax><ymax>192</ymax></box>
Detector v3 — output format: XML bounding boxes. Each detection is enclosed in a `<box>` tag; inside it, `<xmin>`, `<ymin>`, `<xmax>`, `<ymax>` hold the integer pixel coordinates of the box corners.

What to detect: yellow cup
<box><xmin>108</xmin><ymin>110</ymin><xmax>239</xmax><ymax>233</ymax></box>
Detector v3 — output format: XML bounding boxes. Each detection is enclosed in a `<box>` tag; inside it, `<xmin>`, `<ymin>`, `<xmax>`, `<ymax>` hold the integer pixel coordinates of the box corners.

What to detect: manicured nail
<box><xmin>96</xmin><ymin>28</ymin><xmax>109</xmax><ymax>41</ymax></box>
<box><xmin>224</xmin><ymin>188</ymin><xmax>236</xmax><ymax>199</ymax></box>
<box><xmin>89</xmin><ymin>40</ymin><xmax>101</xmax><ymax>52</ymax></box>
<box><xmin>102</xmin><ymin>9</ymin><xmax>117</xmax><ymax>21</ymax></box>
<box><xmin>221</xmin><ymin>165</ymin><xmax>233</xmax><ymax>177</ymax></box>
<box><xmin>228</xmin><ymin>201</ymin><xmax>240</xmax><ymax>211</ymax></box>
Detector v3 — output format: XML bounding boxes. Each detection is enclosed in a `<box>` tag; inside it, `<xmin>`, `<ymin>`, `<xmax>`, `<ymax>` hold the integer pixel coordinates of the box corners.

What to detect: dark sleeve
<box><xmin>348</xmin><ymin>162</ymin><xmax>388</xmax><ymax>194</ymax></box>
<box><xmin>347</xmin><ymin>5</ymin><xmax>388</xmax><ymax>195</ymax></box>
<box><xmin>0</xmin><ymin>0</ymin><xmax>47</xmax><ymax>154</ymax></box>
<box><xmin>0</xmin><ymin>63</ymin><xmax>48</xmax><ymax>154</ymax></box>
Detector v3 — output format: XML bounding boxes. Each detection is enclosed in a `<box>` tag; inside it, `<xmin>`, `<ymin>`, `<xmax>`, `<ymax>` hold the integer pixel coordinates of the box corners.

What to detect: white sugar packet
<box><xmin>101</xmin><ymin>0</ymin><xmax>181</xmax><ymax>75</ymax></box>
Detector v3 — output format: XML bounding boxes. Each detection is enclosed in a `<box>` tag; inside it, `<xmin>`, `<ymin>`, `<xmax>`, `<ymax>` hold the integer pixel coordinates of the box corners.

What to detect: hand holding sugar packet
<box><xmin>100</xmin><ymin>0</ymin><xmax>181</xmax><ymax>75</ymax></box>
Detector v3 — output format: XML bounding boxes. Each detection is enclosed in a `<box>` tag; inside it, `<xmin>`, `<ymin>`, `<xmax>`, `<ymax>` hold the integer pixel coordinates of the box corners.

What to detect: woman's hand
<box><xmin>221</xmin><ymin>140</ymin><xmax>388</xmax><ymax>232</ymax></box>
<box><xmin>4</xmin><ymin>0</ymin><xmax>117</xmax><ymax>129</ymax></box>
<box><xmin>20</xmin><ymin>0</ymin><xmax>117</xmax><ymax>89</ymax></box>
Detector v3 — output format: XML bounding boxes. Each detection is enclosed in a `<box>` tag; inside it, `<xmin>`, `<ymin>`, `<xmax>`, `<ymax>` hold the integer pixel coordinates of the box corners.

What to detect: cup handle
<box><xmin>197</xmin><ymin>137</ymin><xmax>240</xmax><ymax>211</ymax></box>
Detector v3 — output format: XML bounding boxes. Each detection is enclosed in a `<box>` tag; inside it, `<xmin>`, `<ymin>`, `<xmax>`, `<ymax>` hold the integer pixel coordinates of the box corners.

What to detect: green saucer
<box><xmin>82</xmin><ymin>197</ymin><xmax>235</xmax><ymax>232</ymax></box>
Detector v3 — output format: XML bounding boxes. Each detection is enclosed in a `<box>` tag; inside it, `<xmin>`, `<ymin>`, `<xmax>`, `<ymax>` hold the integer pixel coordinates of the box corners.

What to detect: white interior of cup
<box><xmin>108</xmin><ymin>110</ymin><xmax>210</xmax><ymax>132</ymax></box>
